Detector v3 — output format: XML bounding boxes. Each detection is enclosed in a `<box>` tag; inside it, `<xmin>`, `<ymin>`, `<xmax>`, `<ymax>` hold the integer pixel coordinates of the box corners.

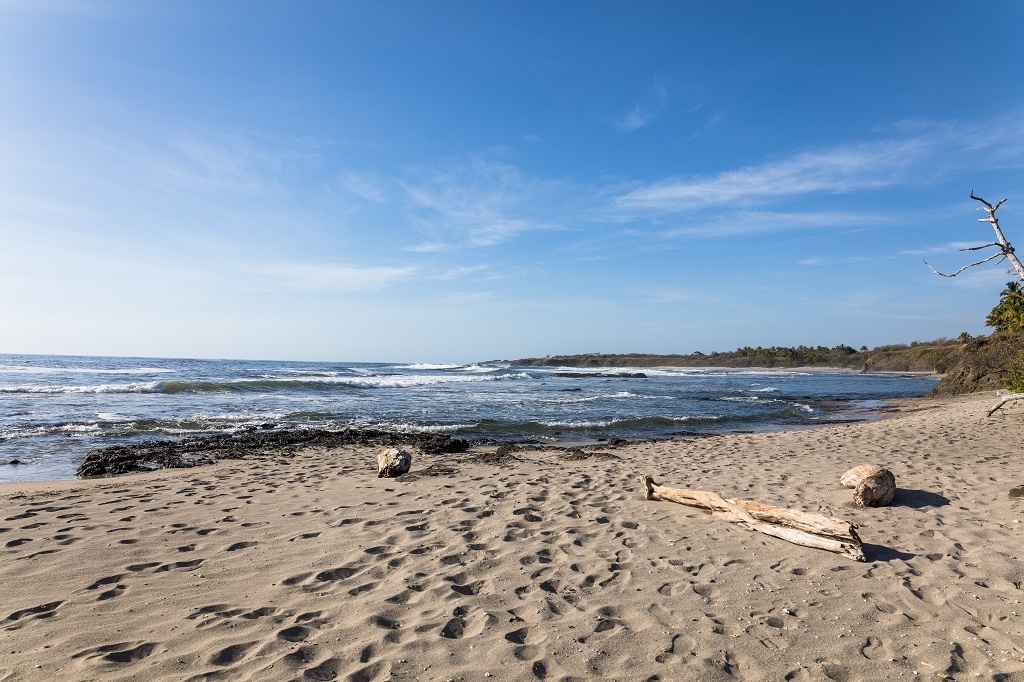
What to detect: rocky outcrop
<box><xmin>929</xmin><ymin>331</ymin><xmax>1024</xmax><ymax>396</ymax></box>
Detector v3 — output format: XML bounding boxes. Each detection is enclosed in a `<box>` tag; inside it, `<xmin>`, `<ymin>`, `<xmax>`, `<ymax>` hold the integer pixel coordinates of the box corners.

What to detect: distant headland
<box><xmin>501</xmin><ymin>331</ymin><xmax>1024</xmax><ymax>396</ymax></box>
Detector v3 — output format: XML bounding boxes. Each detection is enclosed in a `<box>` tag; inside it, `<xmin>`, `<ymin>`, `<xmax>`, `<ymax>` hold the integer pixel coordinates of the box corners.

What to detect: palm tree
<box><xmin>987</xmin><ymin>281</ymin><xmax>1024</xmax><ymax>332</ymax></box>
<box><xmin>1000</xmin><ymin>281</ymin><xmax>1023</xmax><ymax>298</ymax></box>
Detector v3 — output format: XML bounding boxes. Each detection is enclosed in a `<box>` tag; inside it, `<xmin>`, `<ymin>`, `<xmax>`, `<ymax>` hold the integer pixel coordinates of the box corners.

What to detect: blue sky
<box><xmin>1</xmin><ymin>1</ymin><xmax>1023</xmax><ymax>362</ymax></box>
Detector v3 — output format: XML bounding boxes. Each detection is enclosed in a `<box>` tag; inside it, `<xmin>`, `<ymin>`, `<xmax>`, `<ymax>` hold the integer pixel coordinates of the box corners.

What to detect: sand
<box><xmin>2</xmin><ymin>392</ymin><xmax>1022</xmax><ymax>682</ymax></box>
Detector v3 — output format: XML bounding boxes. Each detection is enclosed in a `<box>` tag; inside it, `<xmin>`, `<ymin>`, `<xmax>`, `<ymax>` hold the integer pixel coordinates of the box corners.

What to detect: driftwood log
<box><xmin>377</xmin><ymin>448</ymin><xmax>412</xmax><ymax>478</ymax></box>
<box><xmin>640</xmin><ymin>476</ymin><xmax>865</xmax><ymax>561</ymax></box>
<box><xmin>987</xmin><ymin>393</ymin><xmax>1024</xmax><ymax>418</ymax></box>
<box><xmin>840</xmin><ymin>464</ymin><xmax>896</xmax><ymax>507</ymax></box>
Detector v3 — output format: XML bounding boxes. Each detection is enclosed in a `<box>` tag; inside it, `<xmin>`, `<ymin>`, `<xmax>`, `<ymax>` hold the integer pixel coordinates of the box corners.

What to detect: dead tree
<box><xmin>926</xmin><ymin>192</ymin><xmax>1024</xmax><ymax>414</ymax></box>
<box><xmin>924</xmin><ymin>192</ymin><xmax>1024</xmax><ymax>281</ymax></box>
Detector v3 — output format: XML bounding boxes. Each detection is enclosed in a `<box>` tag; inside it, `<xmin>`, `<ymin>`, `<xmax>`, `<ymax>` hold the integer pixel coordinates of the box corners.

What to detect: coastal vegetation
<box><xmin>507</xmin><ymin>338</ymin><xmax>967</xmax><ymax>372</ymax></box>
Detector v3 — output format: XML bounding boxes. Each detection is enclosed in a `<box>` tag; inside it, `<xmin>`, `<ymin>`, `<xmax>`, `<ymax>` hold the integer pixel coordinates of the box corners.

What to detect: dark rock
<box><xmin>75</xmin><ymin>428</ymin><xmax>470</xmax><ymax>478</ymax></box>
<box><xmin>494</xmin><ymin>444</ymin><xmax>518</xmax><ymax>457</ymax></box>
<box><xmin>1010</xmin><ymin>486</ymin><xmax>1024</xmax><ymax>499</ymax></box>
<box><xmin>7</xmin><ymin>459</ymin><xmax>21</xmax><ymax>465</ymax></box>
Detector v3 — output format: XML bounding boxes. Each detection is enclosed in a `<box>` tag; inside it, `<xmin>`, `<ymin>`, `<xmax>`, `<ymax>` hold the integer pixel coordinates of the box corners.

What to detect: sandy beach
<box><xmin>2</xmin><ymin>392</ymin><xmax>1022</xmax><ymax>681</ymax></box>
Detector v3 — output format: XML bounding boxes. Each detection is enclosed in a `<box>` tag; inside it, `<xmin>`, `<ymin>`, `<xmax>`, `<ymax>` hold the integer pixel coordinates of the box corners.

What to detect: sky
<box><xmin>1</xmin><ymin>1</ymin><xmax>1023</xmax><ymax>363</ymax></box>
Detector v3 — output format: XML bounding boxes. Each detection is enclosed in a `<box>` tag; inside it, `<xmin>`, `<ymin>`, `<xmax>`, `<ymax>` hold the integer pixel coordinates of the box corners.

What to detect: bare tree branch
<box><xmin>969</xmin><ymin>191</ymin><xmax>1024</xmax><ymax>281</ymax></box>
<box><xmin>923</xmin><ymin>252</ymin><xmax>1005</xmax><ymax>278</ymax></box>
<box><xmin>927</xmin><ymin>193</ymin><xmax>1024</xmax><ymax>281</ymax></box>
<box><xmin>969</xmin><ymin>191</ymin><xmax>1008</xmax><ymax>212</ymax></box>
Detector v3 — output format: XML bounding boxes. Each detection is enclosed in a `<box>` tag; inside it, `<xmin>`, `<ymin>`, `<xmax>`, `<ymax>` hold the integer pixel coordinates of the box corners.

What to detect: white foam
<box><xmin>529</xmin><ymin>391</ymin><xmax>649</xmax><ymax>405</ymax></box>
<box><xmin>369</xmin><ymin>421</ymin><xmax>475</xmax><ymax>433</ymax></box>
<box><xmin>332</xmin><ymin>373</ymin><xmax>527</xmax><ymax>388</ymax></box>
<box><xmin>0</xmin><ymin>381</ymin><xmax>165</xmax><ymax>394</ymax></box>
<box><xmin>537</xmin><ymin>415</ymin><xmax>716</xmax><ymax>428</ymax></box>
<box><xmin>459</xmin><ymin>364</ymin><xmax>500</xmax><ymax>373</ymax></box>
<box><xmin>0</xmin><ymin>365</ymin><xmax>174</xmax><ymax>375</ymax></box>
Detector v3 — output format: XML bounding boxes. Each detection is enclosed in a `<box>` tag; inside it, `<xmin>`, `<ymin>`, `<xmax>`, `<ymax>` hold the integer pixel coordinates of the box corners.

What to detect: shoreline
<box><xmin>2</xmin><ymin>391</ymin><xmax>1022</xmax><ymax>680</ymax></box>
<box><xmin>0</xmin><ymin>357</ymin><xmax>942</xmax><ymax>486</ymax></box>
<box><xmin>3</xmin><ymin>389</ymin><xmax>935</xmax><ymax>485</ymax></box>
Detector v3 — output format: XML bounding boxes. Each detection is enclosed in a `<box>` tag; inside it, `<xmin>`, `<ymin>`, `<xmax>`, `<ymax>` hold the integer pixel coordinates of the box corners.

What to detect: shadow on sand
<box><xmin>862</xmin><ymin>544</ymin><xmax>915</xmax><ymax>562</ymax></box>
<box><xmin>891</xmin><ymin>488</ymin><xmax>950</xmax><ymax>508</ymax></box>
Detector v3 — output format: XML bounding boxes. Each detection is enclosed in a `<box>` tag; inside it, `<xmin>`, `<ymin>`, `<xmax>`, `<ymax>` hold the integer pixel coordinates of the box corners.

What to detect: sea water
<box><xmin>0</xmin><ymin>353</ymin><xmax>939</xmax><ymax>483</ymax></box>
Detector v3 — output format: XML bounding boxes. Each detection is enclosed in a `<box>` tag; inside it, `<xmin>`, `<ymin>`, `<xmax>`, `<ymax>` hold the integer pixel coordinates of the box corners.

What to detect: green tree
<box><xmin>1004</xmin><ymin>350</ymin><xmax>1024</xmax><ymax>393</ymax></box>
<box><xmin>986</xmin><ymin>281</ymin><xmax>1024</xmax><ymax>332</ymax></box>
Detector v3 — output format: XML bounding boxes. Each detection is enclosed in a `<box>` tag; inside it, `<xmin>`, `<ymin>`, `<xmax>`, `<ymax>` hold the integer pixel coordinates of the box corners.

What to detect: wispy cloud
<box><xmin>617</xmin><ymin>140</ymin><xmax>926</xmax><ymax>214</ymax></box>
<box><xmin>399</xmin><ymin>156</ymin><xmax>569</xmax><ymax>247</ymax></box>
<box><xmin>403</xmin><ymin>242</ymin><xmax>452</xmax><ymax>253</ymax></box>
<box><xmin>615</xmin><ymin>116</ymin><xmax>1024</xmax><ymax>217</ymax></box>
<box><xmin>338</xmin><ymin>171</ymin><xmax>389</xmax><ymax>203</ymax></box>
<box><xmin>616</xmin><ymin>104</ymin><xmax>654</xmax><ymax>133</ymax></box>
<box><xmin>428</xmin><ymin>265</ymin><xmax>491</xmax><ymax>281</ymax></box>
<box><xmin>244</xmin><ymin>262</ymin><xmax>418</xmax><ymax>292</ymax></box>
<box><xmin>797</xmin><ymin>256</ymin><xmax>873</xmax><ymax>266</ymax></box>
<box><xmin>615</xmin><ymin>80</ymin><xmax>669</xmax><ymax>133</ymax></box>
<box><xmin>657</xmin><ymin>210</ymin><xmax>887</xmax><ymax>238</ymax></box>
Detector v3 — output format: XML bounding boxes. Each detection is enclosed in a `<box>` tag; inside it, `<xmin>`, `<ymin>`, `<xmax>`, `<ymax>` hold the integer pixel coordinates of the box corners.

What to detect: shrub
<box><xmin>1004</xmin><ymin>349</ymin><xmax>1024</xmax><ymax>393</ymax></box>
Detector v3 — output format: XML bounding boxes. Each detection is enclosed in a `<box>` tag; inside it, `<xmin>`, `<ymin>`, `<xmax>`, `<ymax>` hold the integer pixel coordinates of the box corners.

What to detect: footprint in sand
<box><xmin>288</xmin><ymin>532</ymin><xmax>321</xmax><ymax>541</ymax></box>
<box><xmin>276</xmin><ymin>625</ymin><xmax>311</xmax><ymax>642</ymax></box>
<box><xmin>439</xmin><ymin>605</ymin><xmax>496</xmax><ymax>639</ymax></box>
<box><xmin>154</xmin><ymin>558</ymin><xmax>204</xmax><ymax>572</ymax></box>
<box><xmin>5</xmin><ymin>600</ymin><xmax>63</xmax><ymax>625</ymax></box>
<box><xmin>208</xmin><ymin>641</ymin><xmax>259</xmax><ymax>666</ymax></box>
<box><xmin>449</xmin><ymin>578</ymin><xmax>494</xmax><ymax>596</ymax></box>
<box><xmin>72</xmin><ymin>641</ymin><xmax>157</xmax><ymax>664</ymax></box>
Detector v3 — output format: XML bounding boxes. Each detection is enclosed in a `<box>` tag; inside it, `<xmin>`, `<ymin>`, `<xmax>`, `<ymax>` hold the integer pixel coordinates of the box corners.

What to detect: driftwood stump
<box><xmin>840</xmin><ymin>464</ymin><xmax>883</xmax><ymax>488</ymax></box>
<box><xmin>640</xmin><ymin>476</ymin><xmax>865</xmax><ymax>561</ymax></box>
<box><xmin>840</xmin><ymin>464</ymin><xmax>896</xmax><ymax>507</ymax></box>
<box><xmin>377</xmin><ymin>448</ymin><xmax>412</xmax><ymax>478</ymax></box>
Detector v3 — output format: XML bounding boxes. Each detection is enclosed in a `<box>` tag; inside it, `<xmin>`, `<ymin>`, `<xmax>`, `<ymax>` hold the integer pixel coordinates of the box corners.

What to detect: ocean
<box><xmin>0</xmin><ymin>353</ymin><xmax>940</xmax><ymax>483</ymax></box>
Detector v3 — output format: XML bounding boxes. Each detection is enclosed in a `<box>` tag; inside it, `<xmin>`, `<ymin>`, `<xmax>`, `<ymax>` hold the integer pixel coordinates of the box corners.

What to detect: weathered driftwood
<box><xmin>840</xmin><ymin>464</ymin><xmax>896</xmax><ymax>507</ymax></box>
<box><xmin>377</xmin><ymin>448</ymin><xmax>412</xmax><ymax>478</ymax></box>
<box><xmin>640</xmin><ymin>475</ymin><xmax>865</xmax><ymax>561</ymax></box>
<box><xmin>840</xmin><ymin>464</ymin><xmax>884</xmax><ymax>489</ymax></box>
<box><xmin>853</xmin><ymin>471</ymin><xmax>896</xmax><ymax>507</ymax></box>
<box><xmin>986</xmin><ymin>393</ymin><xmax>1024</xmax><ymax>418</ymax></box>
